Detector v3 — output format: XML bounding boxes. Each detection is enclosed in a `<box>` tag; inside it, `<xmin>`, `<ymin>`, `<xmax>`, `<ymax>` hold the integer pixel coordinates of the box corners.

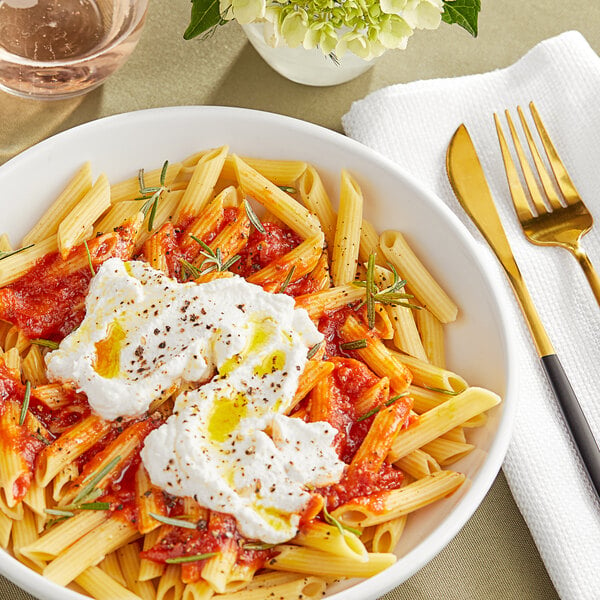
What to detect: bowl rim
<box><xmin>0</xmin><ymin>105</ymin><xmax>518</xmax><ymax>600</ymax></box>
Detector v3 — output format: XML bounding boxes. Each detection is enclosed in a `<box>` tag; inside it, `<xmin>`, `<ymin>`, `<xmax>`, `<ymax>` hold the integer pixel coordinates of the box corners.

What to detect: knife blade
<box><xmin>446</xmin><ymin>123</ymin><xmax>600</xmax><ymax>497</ymax></box>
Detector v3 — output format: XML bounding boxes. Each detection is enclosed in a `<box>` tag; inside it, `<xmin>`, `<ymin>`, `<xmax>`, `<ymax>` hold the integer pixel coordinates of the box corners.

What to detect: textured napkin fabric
<box><xmin>343</xmin><ymin>30</ymin><xmax>600</xmax><ymax>600</ymax></box>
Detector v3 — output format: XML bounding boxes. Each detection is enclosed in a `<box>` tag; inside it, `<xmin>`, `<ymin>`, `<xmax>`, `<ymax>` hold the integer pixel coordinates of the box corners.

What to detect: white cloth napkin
<box><xmin>343</xmin><ymin>30</ymin><xmax>600</xmax><ymax>600</ymax></box>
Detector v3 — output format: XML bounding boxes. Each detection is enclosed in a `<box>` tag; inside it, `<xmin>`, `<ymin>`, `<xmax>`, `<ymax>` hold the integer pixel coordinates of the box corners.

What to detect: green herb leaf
<box><xmin>279</xmin><ymin>265</ymin><xmax>296</xmax><ymax>293</ymax></box>
<box><xmin>149</xmin><ymin>512</ymin><xmax>201</xmax><ymax>530</ymax></box>
<box><xmin>19</xmin><ymin>381</ymin><xmax>31</xmax><ymax>426</ymax></box>
<box><xmin>278</xmin><ymin>186</ymin><xmax>297</xmax><ymax>194</ymax></box>
<box><xmin>44</xmin><ymin>508</ymin><xmax>75</xmax><ymax>518</ymax></box>
<box><xmin>322</xmin><ymin>504</ymin><xmax>362</xmax><ymax>536</ymax></box>
<box><xmin>0</xmin><ymin>244</ymin><xmax>34</xmax><ymax>261</ymax></box>
<box><xmin>422</xmin><ymin>385</ymin><xmax>459</xmax><ymax>396</ymax></box>
<box><xmin>73</xmin><ymin>455</ymin><xmax>121</xmax><ymax>505</ymax></box>
<box><xmin>366</xmin><ymin>253</ymin><xmax>376</xmax><ymax>329</ymax></box>
<box><xmin>179</xmin><ymin>258</ymin><xmax>201</xmax><ymax>281</ymax></box>
<box><xmin>241</xmin><ymin>542</ymin><xmax>278</xmax><ymax>551</ymax></box>
<box><xmin>31</xmin><ymin>338</ymin><xmax>60</xmax><ymax>350</ymax></box>
<box><xmin>78</xmin><ymin>502</ymin><xmax>111</xmax><ymax>510</ymax></box>
<box><xmin>165</xmin><ymin>552</ymin><xmax>219</xmax><ymax>564</ymax></box>
<box><xmin>357</xmin><ymin>392</ymin><xmax>409</xmax><ymax>422</ymax></box>
<box><xmin>136</xmin><ymin>161</ymin><xmax>169</xmax><ymax>232</ymax></box>
<box><xmin>33</xmin><ymin>432</ymin><xmax>52</xmax><ymax>445</ymax></box>
<box><xmin>339</xmin><ymin>339</ymin><xmax>367</xmax><ymax>351</ymax></box>
<box><xmin>84</xmin><ymin>240</ymin><xmax>96</xmax><ymax>276</ymax></box>
<box><xmin>306</xmin><ymin>342</ymin><xmax>321</xmax><ymax>360</ymax></box>
<box><xmin>441</xmin><ymin>0</ymin><xmax>481</xmax><ymax>36</ymax></box>
<box><xmin>184</xmin><ymin>0</ymin><xmax>222</xmax><ymax>40</ymax></box>
<box><xmin>243</xmin><ymin>200</ymin><xmax>266</xmax><ymax>234</ymax></box>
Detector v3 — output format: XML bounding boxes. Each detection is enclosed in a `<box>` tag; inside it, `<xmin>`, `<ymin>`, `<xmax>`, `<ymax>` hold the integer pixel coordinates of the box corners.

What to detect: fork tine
<box><xmin>503</xmin><ymin>109</ymin><xmax>549</xmax><ymax>215</ymax></box>
<box><xmin>529</xmin><ymin>101</ymin><xmax>582</xmax><ymax>208</ymax></box>
<box><xmin>516</xmin><ymin>106</ymin><xmax>563</xmax><ymax>211</ymax></box>
<box><xmin>494</xmin><ymin>113</ymin><xmax>534</xmax><ymax>223</ymax></box>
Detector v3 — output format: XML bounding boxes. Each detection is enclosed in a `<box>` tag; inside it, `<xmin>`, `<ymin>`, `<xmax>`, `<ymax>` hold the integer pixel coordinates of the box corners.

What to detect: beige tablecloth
<box><xmin>2</xmin><ymin>1</ymin><xmax>599</xmax><ymax>598</ymax></box>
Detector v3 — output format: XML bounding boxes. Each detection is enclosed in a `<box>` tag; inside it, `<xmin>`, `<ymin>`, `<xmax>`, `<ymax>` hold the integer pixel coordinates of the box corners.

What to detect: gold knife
<box><xmin>446</xmin><ymin>124</ymin><xmax>600</xmax><ymax>497</ymax></box>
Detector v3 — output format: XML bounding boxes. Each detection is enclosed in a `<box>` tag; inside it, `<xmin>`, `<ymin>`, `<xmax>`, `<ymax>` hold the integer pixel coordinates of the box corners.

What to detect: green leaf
<box><xmin>441</xmin><ymin>0</ymin><xmax>481</xmax><ymax>37</ymax></box>
<box><xmin>184</xmin><ymin>0</ymin><xmax>222</xmax><ymax>40</ymax></box>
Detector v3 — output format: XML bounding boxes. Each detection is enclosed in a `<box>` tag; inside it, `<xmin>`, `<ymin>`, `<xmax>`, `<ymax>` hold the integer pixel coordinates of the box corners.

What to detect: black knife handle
<box><xmin>541</xmin><ymin>354</ymin><xmax>600</xmax><ymax>497</ymax></box>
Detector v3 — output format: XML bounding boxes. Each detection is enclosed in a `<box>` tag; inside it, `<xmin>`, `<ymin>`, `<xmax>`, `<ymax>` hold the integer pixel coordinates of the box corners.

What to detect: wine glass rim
<box><xmin>0</xmin><ymin>0</ymin><xmax>149</xmax><ymax>67</ymax></box>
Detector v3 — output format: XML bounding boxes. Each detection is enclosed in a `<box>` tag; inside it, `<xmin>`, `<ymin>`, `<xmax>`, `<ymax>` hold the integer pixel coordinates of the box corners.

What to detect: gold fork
<box><xmin>494</xmin><ymin>101</ymin><xmax>600</xmax><ymax>305</ymax></box>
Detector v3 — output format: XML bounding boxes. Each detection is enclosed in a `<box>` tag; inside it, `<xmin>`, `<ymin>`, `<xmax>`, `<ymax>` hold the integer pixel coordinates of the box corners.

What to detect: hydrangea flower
<box><xmin>185</xmin><ymin>0</ymin><xmax>481</xmax><ymax>61</ymax></box>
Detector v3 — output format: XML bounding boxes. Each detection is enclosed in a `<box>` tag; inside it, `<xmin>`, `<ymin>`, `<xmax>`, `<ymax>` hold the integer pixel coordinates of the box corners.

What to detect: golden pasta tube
<box><xmin>110</xmin><ymin>162</ymin><xmax>182</xmax><ymax>203</ymax></box>
<box><xmin>379</xmin><ymin>230</ymin><xmax>458</xmax><ymax>323</ymax></box>
<box><xmin>331</xmin><ymin>170</ymin><xmax>363</xmax><ymax>286</ymax></box>
<box><xmin>36</xmin><ymin>415</ymin><xmax>113</xmax><ymax>487</ymax></box>
<box><xmin>390</xmin><ymin>351</ymin><xmax>468</xmax><ymax>394</ymax></box>
<box><xmin>233</xmin><ymin>155</ymin><xmax>321</xmax><ymax>239</ymax></box>
<box><xmin>157</xmin><ymin>564</ymin><xmax>183</xmax><ymax>600</ymax></box>
<box><xmin>371</xmin><ymin>516</ymin><xmax>407</xmax><ymax>553</ymax></box>
<box><xmin>58</xmin><ymin>173</ymin><xmax>111</xmax><ymax>258</ymax></box>
<box><xmin>333</xmin><ymin>471</ymin><xmax>465</xmax><ymax>527</ymax></box>
<box><xmin>387</xmin><ymin>387</ymin><xmax>501</xmax><ymax>462</ymax></box>
<box><xmin>23</xmin><ymin>162</ymin><xmax>92</xmax><ymax>246</ymax></box>
<box><xmin>294</xmin><ymin>283</ymin><xmax>365</xmax><ymax>321</ymax></box>
<box><xmin>293</xmin><ymin>521</ymin><xmax>367</xmax><ymax>560</ymax></box>
<box><xmin>416</xmin><ymin>308</ymin><xmax>446</xmax><ymax>368</ymax></box>
<box><xmin>297</xmin><ymin>165</ymin><xmax>336</xmax><ymax>251</ymax></box>
<box><xmin>43</xmin><ymin>517</ymin><xmax>138</xmax><ymax>586</ymax></box>
<box><xmin>20</xmin><ymin>510</ymin><xmax>108</xmax><ymax>562</ymax></box>
<box><xmin>267</xmin><ymin>545</ymin><xmax>395</xmax><ymax>578</ymax></box>
<box><xmin>247</xmin><ymin>233</ymin><xmax>324</xmax><ymax>290</ymax></box>
<box><xmin>290</xmin><ymin>360</ymin><xmax>335</xmax><ymax>411</ymax></box>
<box><xmin>117</xmin><ymin>541</ymin><xmax>156</xmax><ymax>600</ymax></box>
<box><xmin>0</xmin><ymin>236</ymin><xmax>58</xmax><ymax>287</ymax></box>
<box><xmin>76</xmin><ymin>565</ymin><xmax>142</xmax><ymax>600</ymax></box>
<box><xmin>394</xmin><ymin>449</ymin><xmax>441</xmax><ymax>480</ymax></box>
<box><xmin>221</xmin><ymin>155</ymin><xmax>307</xmax><ymax>187</ymax></box>
<box><xmin>173</xmin><ymin>146</ymin><xmax>228</xmax><ymax>223</ymax></box>
<box><xmin>339</xmin><ymin>315</ymin><xmax>412</xmax><ymax>392</ymax></box>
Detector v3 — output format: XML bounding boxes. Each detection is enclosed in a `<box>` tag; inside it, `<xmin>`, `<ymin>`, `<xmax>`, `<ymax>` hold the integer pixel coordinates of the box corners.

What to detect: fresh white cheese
<box><xmin>46</xmin><ymin>258</ymin><xmax>345</xmax><ymax>543</ymax></box>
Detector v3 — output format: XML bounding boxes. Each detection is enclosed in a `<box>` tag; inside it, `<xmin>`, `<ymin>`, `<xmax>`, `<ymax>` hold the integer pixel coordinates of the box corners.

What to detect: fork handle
<box><xmin>541</xmin><ymin>354</ymin><xmax>600</xmax><ymax>496</ymax></box>
<box><xmin>574</xmin><ymin>248</ymin><xmax>600</xmax><ymax>306</ymax></box>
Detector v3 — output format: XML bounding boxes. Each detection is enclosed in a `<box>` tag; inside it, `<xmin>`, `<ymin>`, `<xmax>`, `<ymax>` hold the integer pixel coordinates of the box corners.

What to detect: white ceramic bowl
<box><xmin>0</xmin><ymin>106</ymin><xmax>517</xmax><ymax>600</ymax></box>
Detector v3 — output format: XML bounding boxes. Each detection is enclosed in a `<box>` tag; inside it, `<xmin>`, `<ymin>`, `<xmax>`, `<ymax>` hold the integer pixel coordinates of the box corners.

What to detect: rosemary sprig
<box><xmin>19</xmin><ymin>381</ymin><xmax>31</xmax><ymax>426</ymax></box>
<box><xmin>33</xmin><ymin>432</ymin><xmax>52</xmax><ymax>445</ymax></box>
<box><xmin>179</xmin><ymin>258</ymin><xmax>201</xmax><ymax>281</ymax></box>
<box><xmin>72</xmin><ymin>455</ymin><xmax>121</xmax><ymax>505</ymax></box>
<box><xmin>243</xmin><ymin>200</ymin><xmax>265</xmax><ymax>234</ymax></box>
<box><xmin>365</xmin><ymin>253</ymin><xmax>376</xmax><ymax>329</ymax></box>
<box><xmin>189</xmin><ymin>235</ymin><xmax>241</xmax><ymax>273</ymax></box>
<box><xmin>77</xmin><ymin>501</ymin><xmax>112</xmax><ymax>510</ymax></box>
<box><xmin>322</xmin><ymin>504</ymin><xmax>361</xmax><ymax>537</ymax></box>
<box><xmin>356</xmin><ymin>392</ymin><xmax>409</xmax><ymax>422</ymax></box>
<box><xmin>0</xmin><ymin>244</ymin><xmax>34</xmax><ymax>261</ymax></box>
<box><xmin>422</xmin><ymin>385</ymin><xmax>459</xmax><ymax>396</ymax></box>
<box><xmin>279</xmin><ymin>265</ymin><xmax>296</xmax><ymax>293</ymax></box>
<box><xmin>149</xmin><ymin>512</ymin><xmax>201</xmax><ymax>530</ymax></box>
<box><xmin>136</xmin><ymin>160</ymin><xmax>169</xmax><ymax>232</ymax></box>
<box><xmin>165</xmin><ymin>552</ymin><xmax>218</xmax><ymax>564</ymax></box>
<box><xmin>354</xmin><ymin>258</ymin><xmax>420</xmax><ymax>322</ymax></box>
<box><xmin>84</xmin><ymin>240</ymin><xmax>95</xmax><ymax>276</ymax></box>
<box><xmin>339</xmin><ymin>339</ymin><xmax>367</xmax><ymax>351</ymax></box>
<box><xmin>278</xmin><ymin>185</ymin><xmax>297</xmax><ymax>194</ymax></box>
<box><xmin>45</xmin><ymin>508</ymin><xmax>75</xmax><ymax>518</ymax></box>
<box><xmin>306</xmin><ymin>342</ymin><xmax>321</xmax><ymax>360</ymax></box>
<box><xmin>241</xmin><ymin>541</ymin><xmax>278</xmax><ymax>551</ymax></box>
<box><xmin>31</xmin><ymin>338</ymin><xmax>59</xmax><ymax>350</ymax></box>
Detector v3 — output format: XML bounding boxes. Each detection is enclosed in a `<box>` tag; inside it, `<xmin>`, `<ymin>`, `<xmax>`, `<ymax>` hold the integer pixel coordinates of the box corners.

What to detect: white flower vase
<box><xmin>241</xmin><ymin>22</ymin><xmax>378</xmax><ymax>86</ymax></box>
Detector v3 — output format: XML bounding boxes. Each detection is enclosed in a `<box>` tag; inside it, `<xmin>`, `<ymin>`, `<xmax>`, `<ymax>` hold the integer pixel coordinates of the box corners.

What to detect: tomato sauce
<box><xmin>321</xmin><ymin>463</ymin><xmax>405</xmax><ymax>511</ymax></box>
<box><xmin>232</xmin><ymin>221</ymin><xmax>302</xmax><ymax>278</ymax></box>
<box><xmin>0</xmin><ymin>223</ymin><xmax>137</xmax><ymax>340</ymax></box>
